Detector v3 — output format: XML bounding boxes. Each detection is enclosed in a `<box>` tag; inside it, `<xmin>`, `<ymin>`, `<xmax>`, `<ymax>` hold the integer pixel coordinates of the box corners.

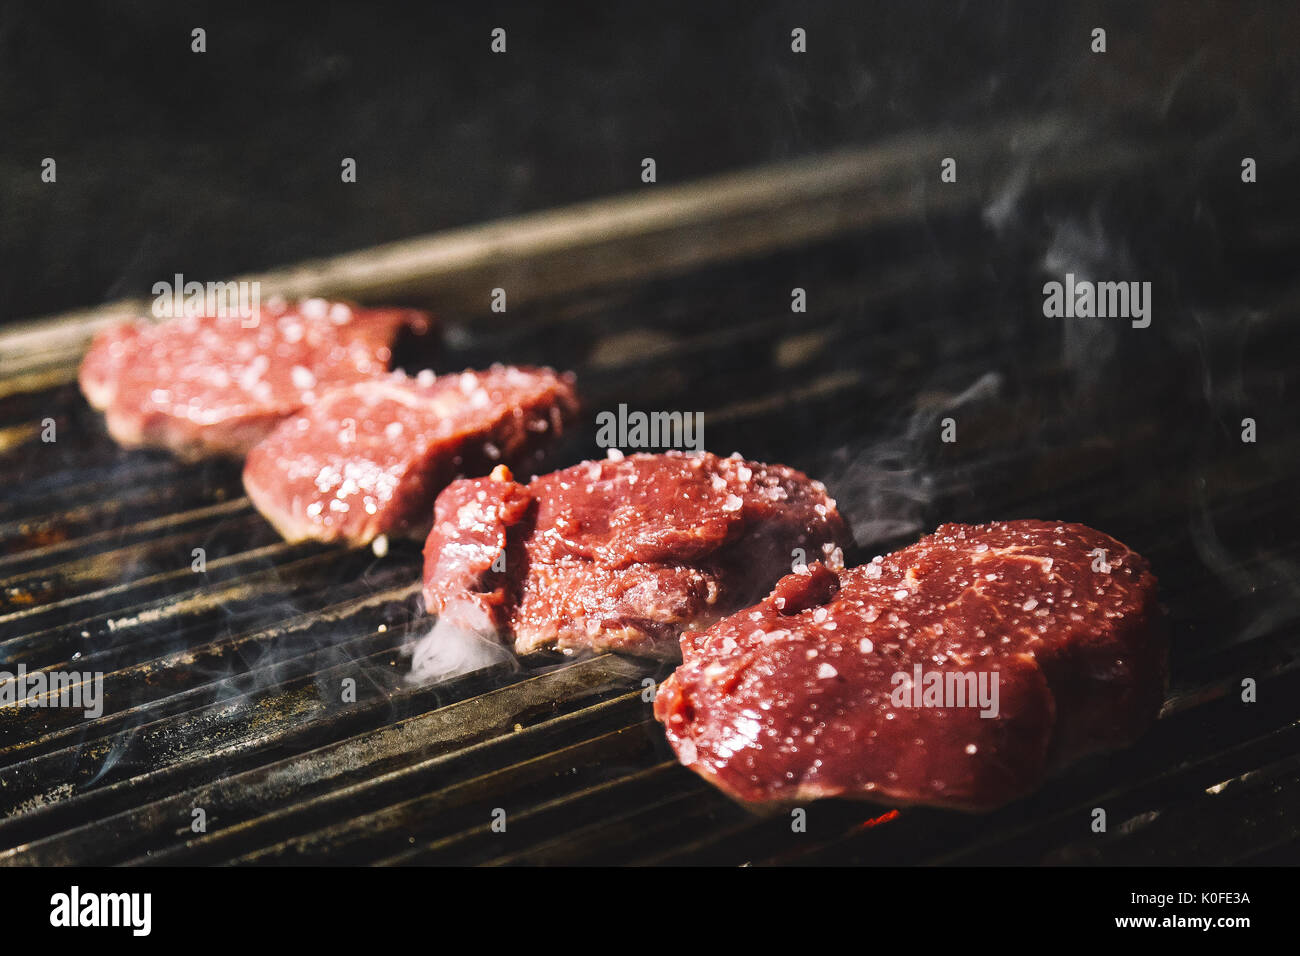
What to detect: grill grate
<box><xmin>1</xmin><ymin>125</ymin><xmax>1298</xmax><ymax>865</ymax></box>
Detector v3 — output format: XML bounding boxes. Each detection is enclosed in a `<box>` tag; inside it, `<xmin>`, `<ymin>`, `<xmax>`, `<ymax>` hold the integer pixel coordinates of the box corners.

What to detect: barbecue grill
<box><xmin>1</xmin><ymin>113</ymin><xmax>1297</xmax><ymax>866</ymax></box>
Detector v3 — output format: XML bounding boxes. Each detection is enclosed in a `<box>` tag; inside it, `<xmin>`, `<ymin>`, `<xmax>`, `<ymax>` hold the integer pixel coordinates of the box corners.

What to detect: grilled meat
<box><xmin>421</xmin><ymin>451</ymin><xmax>851</xmax><ymax>657</ymax></box>
<box><xmin>655</xmin><ymin>520</ymin><xmax>1166</xmax><ymax>810</ymax></box>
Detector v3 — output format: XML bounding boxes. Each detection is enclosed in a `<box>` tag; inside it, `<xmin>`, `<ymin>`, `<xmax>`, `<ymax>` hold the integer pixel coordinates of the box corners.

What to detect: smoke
<box><xmin>981</xmin><ymin>159</ymin><xmax>1033</xmax><ymax>236</ymax></box>
<box><xmin>1189</xmin><ymin>476</ymin><xmax>1300</xmax><ymax>648</ymax></box>
<box><xmin>828</xmin><ymin>371</ymin><xmax>1003</xmax><ymax>550</ymax></box>
<box><xmin>1040</xmin><ymin>210</ymin><xmax>1141</xmax><ymax>388</ymax></box>
<box><xmin>406</xmin><ymin>599</ymin><xmax>518</xmax><ymax>686</ymax></box>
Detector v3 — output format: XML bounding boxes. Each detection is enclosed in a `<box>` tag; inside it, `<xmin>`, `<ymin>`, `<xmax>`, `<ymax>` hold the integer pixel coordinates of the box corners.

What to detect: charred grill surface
<box><xmin>1</xmin><ymin>133</ymin><xmax>1298</xmax><ymax>865</ymax></box>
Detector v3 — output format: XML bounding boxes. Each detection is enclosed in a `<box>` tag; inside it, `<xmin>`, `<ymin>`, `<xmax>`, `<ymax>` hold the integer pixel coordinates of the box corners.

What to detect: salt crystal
<box><xmin>301</xmin><ymin>298</ymin><xmax>329</xmax><ymax>319</ymax></box>
<box><xmin>291</xmin><ymin>365</ymin><xmax>316</xmax><ymax>390</ymax></box>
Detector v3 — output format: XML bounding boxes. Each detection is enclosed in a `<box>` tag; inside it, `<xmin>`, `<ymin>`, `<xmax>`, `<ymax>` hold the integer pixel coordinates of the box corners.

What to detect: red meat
<box><xmin>421</xmin><ymin>452</ymin><xmax>851</xmax><ymax>657</ymax></box>
<box><xmin>78</xmin><ymin>298</ymin><xmax>431</xmax><ymax>460</ymax></box>
<box><xmin>243</xmin><ymin>366</ymin><xmax>578</xmax><ymax>545</ymax></box>
<box><xmin>655</xmin><ymin>520</ymin><xmax>1166</xmax><ymax>810</ymax></box>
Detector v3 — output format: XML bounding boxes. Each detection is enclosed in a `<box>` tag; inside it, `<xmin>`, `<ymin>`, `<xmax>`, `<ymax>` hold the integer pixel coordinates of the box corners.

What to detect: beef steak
<box><xmin>421</xmin><ymin>451</ymin><xmax>851</xmax><ymax>657</ymax></box>
<box><xmin>243</xmin><ymin>365</ymin><xmax>579</xmax><ymax>545</ymax></box>
<box><xmin>79</xmin><ymin>298</ymin><xmax>432</xmax><ymax>460</ymax></box>
<box><xmin>654</xmin><ymin>520</ymin><xmax>1166</xmax><ymax>810</ymax></box>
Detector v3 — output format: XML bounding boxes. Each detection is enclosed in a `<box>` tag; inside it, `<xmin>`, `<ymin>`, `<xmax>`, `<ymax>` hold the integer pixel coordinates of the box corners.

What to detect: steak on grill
<box><xmin>78</xmin><ymin>298</ymin><xmax>432</xmax><ymax>460</ymax></box>
<box><xmin>421</xmin><ymin>451</ymin><xmax>851</xmax><ymax>657</ymax></box>
<box><xmin>243</xmin><ymin>365</ymin><xmax>579</xmax><ymax>545</ymax></box>
<box><xmin>654</xmin><ymin>520</ymin><xmax>1166</xmax><ymax>811</ymax></box>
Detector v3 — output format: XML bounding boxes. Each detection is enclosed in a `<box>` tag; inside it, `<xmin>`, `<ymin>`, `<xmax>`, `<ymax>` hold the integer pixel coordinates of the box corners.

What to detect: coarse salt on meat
<box><xmin>78</xmin><ymin>300</ymin><xmax>433</xmax><ymax>460</ymax></box>
<box><xmin>654</xmin><ymin>520</ymin><xmax>1167</xmax><ymax>811</ymax></box>
<box><xmin>243</xmin><ymin>365</ymin><xmax>579</xmax><ymax>546</ymax></box>
<box><xmin>422</xmin><ymin>451</ymin><xmax>852</xmax><ymax>657</ymax></box>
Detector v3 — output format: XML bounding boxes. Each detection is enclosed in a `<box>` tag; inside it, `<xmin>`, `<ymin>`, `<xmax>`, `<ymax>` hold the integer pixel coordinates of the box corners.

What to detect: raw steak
<box><xmin>421</xmin><ymin>451</ymin><xmax>851</xmax><ymax>657</ymax></box>
<box><xmin>78</xmin><ymin>298</ymin><xmax>432</xmax><ymax>460</ymax></box>
<box><xmin>243</xmin><ymin>366</ymin><xmax>579</xmax><ymax>545</ymax></box>
<box><xmin>654</xmin><ymin>520</ymin><xmax>1166</xmax><ymax>811</ymax></box>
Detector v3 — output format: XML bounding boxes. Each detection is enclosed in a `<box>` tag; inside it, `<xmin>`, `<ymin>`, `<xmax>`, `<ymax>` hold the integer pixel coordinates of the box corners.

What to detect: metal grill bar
<box><xmin>2</xmin><ymin>655</ymin><xmax>650</xmax><ymax>864</ymax></box>
<box><xmin>0</xmin><ymin>127</ymin><xmax>1296</xmax><ymax>866</ymax></box>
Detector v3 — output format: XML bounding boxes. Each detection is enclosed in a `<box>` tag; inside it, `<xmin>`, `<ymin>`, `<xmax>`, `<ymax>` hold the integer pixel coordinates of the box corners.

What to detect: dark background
<box><xmin>2</xmin><ymin>0</ymin><xmax>1296</xmax><ymax>323</ymax></box>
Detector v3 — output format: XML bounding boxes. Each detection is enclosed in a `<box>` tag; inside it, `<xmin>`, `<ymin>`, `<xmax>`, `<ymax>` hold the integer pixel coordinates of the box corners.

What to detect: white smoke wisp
<box><xmin>406</xmin><ymin>599</ymin><xmax>517</xmax><ymax>686</ymax></box>
<box><xmin>831</xmin><ymin>371</ymin><xmax>1004</xmax><ymax>549</ymax></box>
<box><xmin>982</xmin><ymin>159</ymin><xmax>1033</xmax><ymax>236</ymax></box>
<box><xmin>1040</xmin><ymin>210</ymin><xmax>1139</xmax><ymax>388</ymax></box>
